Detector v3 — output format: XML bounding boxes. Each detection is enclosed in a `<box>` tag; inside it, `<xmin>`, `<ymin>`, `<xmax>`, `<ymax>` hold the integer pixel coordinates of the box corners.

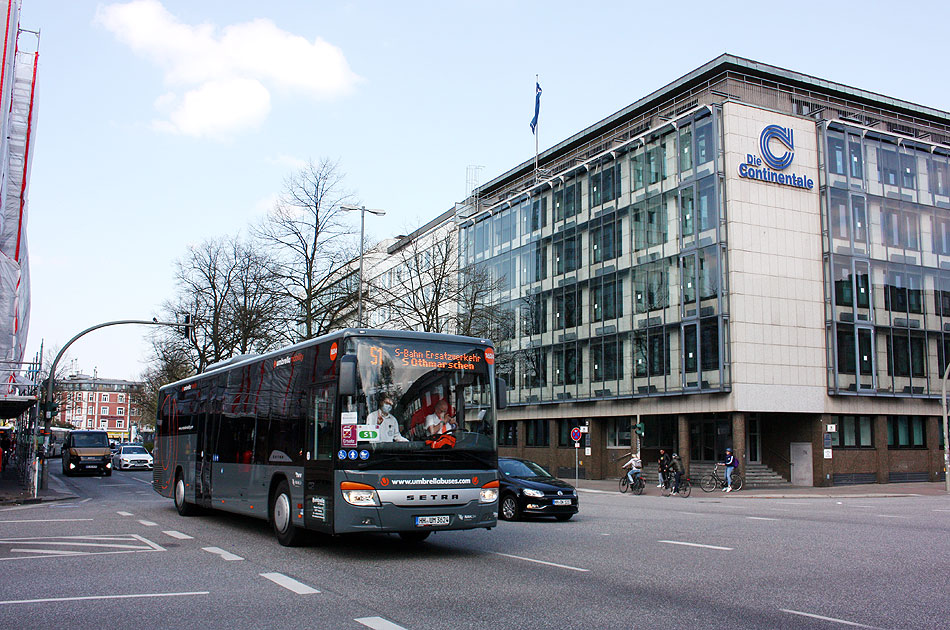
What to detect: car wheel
<box><xmin>398</xmin><ymin>531</ymin><xmax>431</xmax><ymax>544</ymax></box>
<box><xmin>174</xmin><ymin>472</ymin><xmax>198</xmax><ymax>516</ymax></box>
<box><xmin>554</xmin><ymin>514</ymin><xmax>573</xmax><ymax>521</ymax></box>
<box><xmin>271</xmin><ymin>480</ymin><xmax>305</xmax><ymax>546</ymax></box>
<box><xmin>500</xmin><ymin>494</ymin><xmax>520</xmax><ymax>521</ymax></box>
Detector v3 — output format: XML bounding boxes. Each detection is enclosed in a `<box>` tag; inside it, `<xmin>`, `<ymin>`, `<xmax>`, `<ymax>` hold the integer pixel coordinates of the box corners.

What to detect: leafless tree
<box><xmin>453</xmin><ymin>261</ymin><xmax>507</xmax><ymax>339</ymax></box>
<box><xmin>139</xmin><ymin>338</ymin><xmax>195</xmax><ymax>429</ymax></box>
<box><xmin>253</xmin><ymin>158</ymin><xmax>360</xmax><ymax>342</ymax></box>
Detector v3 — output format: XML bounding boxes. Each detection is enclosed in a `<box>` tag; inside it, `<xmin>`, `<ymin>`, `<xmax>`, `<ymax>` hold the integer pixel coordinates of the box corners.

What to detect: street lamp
<box><xmin>340</xmin><ymin>204</ymin><xmax>386</xmax><ymax>327</ymax></box>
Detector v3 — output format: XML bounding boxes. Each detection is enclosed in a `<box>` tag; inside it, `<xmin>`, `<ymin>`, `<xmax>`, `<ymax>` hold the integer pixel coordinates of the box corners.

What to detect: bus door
<box><xmin>195</xmin><ymin>385</ymin><xmax>219</xmax><ymax>508</ymax></box>
<box><xmin>304</xmin><ymin>382</ymin><xmax>335</xmax><ymax>533</ymax></box>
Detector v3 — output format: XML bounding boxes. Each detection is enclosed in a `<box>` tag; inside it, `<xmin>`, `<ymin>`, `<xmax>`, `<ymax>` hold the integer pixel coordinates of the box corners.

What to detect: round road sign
<box><xmin>570</xmin><ymin>427</ymin><xmax>582</xmax><ymax>442</ymax></box>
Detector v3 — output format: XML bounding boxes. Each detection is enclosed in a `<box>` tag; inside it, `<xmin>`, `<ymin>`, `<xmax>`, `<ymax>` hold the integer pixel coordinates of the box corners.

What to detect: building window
<box><xmin>590</xmin><ymin>221</ymin><xmax>622</xmax><ymax>264</ymax></box>
<box><xmin>633</xmin><ymin>196</ymin><xmax>668</xmax><ymax>250</ymax></box>
<box><xmin>553</xmin><ymin>183</ymin><xmax>580</xmax><ymax>221</ymax></box>
<box><xmin>525</xmin><ymin>419</ymin><xmax>549</xmax><ymax>447</ymax></box>
<box><xmin>554</xmin><ymin>345</ymin><xmax>581</xmax><ymax>385</ymax></box>
<box><xmin>498</xmin><ymin>422</ymin><xmax>518</xmax><ymax>446</ymax></box>
<box><xmin>554</xmin><ymin>234</ymin><xmax>579</xmax><ymax>275</ymax></box>
<box><xmin>101</xmin><ymin>394</ymin><xmax>110</xmax><ymax>403</ymax></box>
<box><xmin>695</xmin><ymin>117</ymin><xmax>714</xmax><ymax>166</ymax></box>
<box><xmin>591</xmin><ymin>279</ymin><xmax>622</xmax><ymax>322</ymax></box>
<box><xmin>831</xmin><ymin>416</ymin><xmax>873</xmax><ymax>447</ymax></box>
<box><xmin>886</xmin><ymin>331</ymin><xmax>926</xmax><ymax>378</ymax></box>
<box><xmin>554</xmin><ymin>289</ymin><xmax>582</xmax><ymax>329</ymax></box>
<box><xmin>887</xmin><ymin>416</ymin><xmax>926</xmax><ymax>448</ymax></box>
<box><xmin>557</xmin><ymin>419</ymin><xmax>581</xmax><ymax>447</ymax></box>
<box><xmin>117</xmin><ymin>407</ymin><xmax>125</xmax><ymax>416</ymax></box>
<box><xmin>521</xmin><ymin>348</ymin><xmax>547</xmax><ymax>388</ymax></box>
<box><xmin>100</xmin><ymin>406</ymin><xmax>108</xmax><ymax>415</ymax></box>
<box><xmin>591</xmin><ymin>338</ymin><xmax>623</xmax><ymax>382</ymax></box>
<box><xmin>929</xmin><ymin>157</ymin><xmax>950</xmax><ymax>196</ymax></box>
<box><xmin>116</xmin><ymin>419</ymin><xmax>124</xmax><ymax>429</ymax></box>
<box><xmin>634</xmin><ymin>261</ymin><xmax>669</xmax><ymax>313</ymax></box>
<box><xmin>605</xmin><ymin>418</ymin><xmax>630</xmax><ymax>447</ymax></box>
<box><xmin>118</xmin><ymin>394</ymin><xmax>126</xmax><ymax>403</ymax></box>
<box><xmin>634</xmin><ymin>330</ymin><xmax>669</xmax><ymax>377</ymax></box>
<box><xmin>883</xmin><ymin>270</ymin><xmax>922</xmax><ymax>314</ymax></box>
<box><xmin>522</xmin><ymin>294</ymin><xmax>547</xmax><ymax>335</ymax></box>
<box><xmin>881</xmin><ymin>208</ymin><xmax>920</xmax><ymax>250</ymax></box>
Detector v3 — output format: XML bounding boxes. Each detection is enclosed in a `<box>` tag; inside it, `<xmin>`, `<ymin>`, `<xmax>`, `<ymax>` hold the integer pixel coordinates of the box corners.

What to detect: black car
<box><xmin>498</xmin><ymin>457</ymin><xmax>578</xmax><ymax>521</ymax></box>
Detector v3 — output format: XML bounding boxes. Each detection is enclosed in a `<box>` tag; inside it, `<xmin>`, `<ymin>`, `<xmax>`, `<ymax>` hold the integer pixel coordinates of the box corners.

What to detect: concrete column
<box><xmin>874</xmin><ymin>415</ymin><xmax>889</xmax><ymax>484</ymax></box>
<box><xmin>926</xmin><ymin>415</ymin><xmax>940</xmax><ymax>482</ymax></box>
<box><xmin>815</xmin><ymin>414</ymin><xmax>834</xmax><ymax>487</ymax></box>
<box><xmin>732</xmin><ymin>412</ymin><xmax>746</xmax><ymax>476</ymax></box>
<box><xmin>678</xmin><ymin>414</ymin><xmax>690</xmax><ymax>474</ymax></box>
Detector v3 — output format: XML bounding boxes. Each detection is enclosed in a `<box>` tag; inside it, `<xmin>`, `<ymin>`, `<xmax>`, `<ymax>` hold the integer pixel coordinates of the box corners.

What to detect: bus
<box><xmin>153</xmin><ymin>328</ymin><xmax>506</xmax><ymax>545</ymax></box>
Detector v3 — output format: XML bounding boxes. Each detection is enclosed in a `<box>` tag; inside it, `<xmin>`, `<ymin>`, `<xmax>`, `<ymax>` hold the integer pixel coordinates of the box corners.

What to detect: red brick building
<box><xmin>55</xmin><ymin>373</ymin><xmax>145</xmax><ymax>442</ymax></box>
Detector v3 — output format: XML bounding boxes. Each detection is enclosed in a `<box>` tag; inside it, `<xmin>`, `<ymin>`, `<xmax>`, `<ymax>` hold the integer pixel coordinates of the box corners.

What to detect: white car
<box><xmin>112</xmin><ymin>445</ymin><xmax>153</xmax><ymax>471</ymax></box>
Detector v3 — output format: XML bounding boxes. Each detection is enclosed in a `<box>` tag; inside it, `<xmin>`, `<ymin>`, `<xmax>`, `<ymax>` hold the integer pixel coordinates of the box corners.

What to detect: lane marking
<box><xmin>0</xmin><ymin>591</ymin><xmax>209</xmax><ymax>606</ymax></box>
<box><xmin>79</xmin><ymin>498</ymin><xmax>92</xmax><ymax>504</ymax></box>
<box><xmin>0</xmin><ymin>519</ymin><xmax>93</xmax><ymax>524</ymax></box>
<box><xmin>676</xmin><ymin>511</ymin><xmax>707</xmax><ymax>516</ymax></box>
<box><xmin>490</xmin><ymin>551</ymin><xmax>589</xmax><ymax>572</ymax></box>
<box><xmin>355</xmin><ymin>617</ymin><xmax>410</xmax><ymax>630</ymax></box>
<box><xmin>0</xmin><ymin>504</ymin><xmax>48</xmax><ymax>512</ymax></box>
<box><xmin>202</xmin><ymin>546</ymin><xmax>243</xmax><ymax>561</ymax></box>
<box><xmin>138</xmin><ymin>520</ymin><xmax>158</xmax><ymax>527</ymax></box>
<box><xmin>117</xmin><ymin>511</ymin><xmax>133</xmax><ymax>516</ymax></box>
<box><xmin>260</xmin><ymin>572</ymin><xmax>320</xmax><ymax>594</ymax></box>
<box><xmin>876</xmin><ymin>514</ymin><xmax>908</xmax><ymax>519</ymax></box>
<box><xmin>659</xmin><ymin>540</ymin><xmax>733</xmax><ymax>551</ymax></box>
<box><xmin>0</xmin><ymin>534</ymin><xmax>164</xmax><ymax>561</ymax></box>
<box><xmin>162</xmin><ymin>530</ymin><xmax>193</xmax><ymax>540</ymax></box>
<box><xmin>747</xmin><ymin>516</ymin><xmax>779</xmax><ymax>521</ymax></box>
<box><xmin>129</xmin><ymin>477</ymin><xmax>152</xmax><ymax>485</ymax></box>
<box><xmin>933</xmin><ymin>509</ymin><xmax>950</xmax><ymax>513</ymax></box>
<box><xmin>577</xmin><ymin>488</ymin><xmax>615</xmax><ymax>494</ymax></box>
<box><xmin>780</xmin><ymin>608</ymin><xmax>880</xmax><ymax>628</ymax></box>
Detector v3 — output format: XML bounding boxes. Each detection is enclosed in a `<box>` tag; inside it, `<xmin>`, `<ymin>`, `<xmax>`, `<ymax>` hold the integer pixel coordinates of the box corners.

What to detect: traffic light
<box><xmin>634</xmin><ymin>421</ymin><xmax>645</xmax><ymax>436</ymax></box>
<box><xmin>180</xmin><ymin>314</ymin><xmax>195</xmax><ymax>342</ymax></box>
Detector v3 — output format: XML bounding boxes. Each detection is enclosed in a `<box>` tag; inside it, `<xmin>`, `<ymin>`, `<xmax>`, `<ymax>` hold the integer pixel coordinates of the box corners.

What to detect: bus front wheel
<box><xmin>174</xmin><ymin>472</ymin><xmax>198</xmax><ymax>516</ymax></box>
<box><xmin>271</xmin><ymin>480</ymin><xmax>305</xmax><ymax>547</ymax></box>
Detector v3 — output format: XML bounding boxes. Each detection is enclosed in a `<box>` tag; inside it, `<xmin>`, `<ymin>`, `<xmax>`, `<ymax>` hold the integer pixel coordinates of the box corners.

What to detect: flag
<box><xmin>530</xmin><ymin>81</ymin><xmax>542</xmax><ymax>135</ymax></box>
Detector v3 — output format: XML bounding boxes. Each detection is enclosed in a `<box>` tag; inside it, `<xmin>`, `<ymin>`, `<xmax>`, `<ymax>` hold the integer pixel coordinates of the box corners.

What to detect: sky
<box><xmin>17</xmin><ymin>0</ymin><xmax>950</xmax><ymax>382</ymax></box>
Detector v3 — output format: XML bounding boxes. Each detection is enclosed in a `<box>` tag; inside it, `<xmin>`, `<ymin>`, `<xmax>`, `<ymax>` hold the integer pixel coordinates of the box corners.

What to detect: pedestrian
<box><xmin>670</xmin><ymin>453</ymin><xmax>684</xmax><ymax>495</ymax></box>
<box><xmin>656</xmin><ymin>449</ymin><xmax>671</xmax><ymax>488</ymax></box>
<box><xmin>0</xmin><ymin>431</ymin><xmax>9</xmax><ymax>471</ymax></box>
<box><xmin>721</xmin><ymin>447</ymin><xmax>738</xmax><ymax>492</ymax></box>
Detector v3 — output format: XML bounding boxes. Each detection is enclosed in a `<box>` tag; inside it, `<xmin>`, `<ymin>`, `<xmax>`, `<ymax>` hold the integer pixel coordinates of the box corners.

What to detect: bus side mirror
<box><xmin>339</xmin><ymin>355</ymin><xmax>358</xmax><ymax>396</ymax></box>
<box><xmin>494</xmin><ymin>377</ymin><xmax>508</xmax><ymax>410</ymax></box>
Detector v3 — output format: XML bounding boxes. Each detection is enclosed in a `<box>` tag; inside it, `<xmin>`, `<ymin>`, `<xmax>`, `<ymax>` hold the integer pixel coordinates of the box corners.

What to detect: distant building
<box><xmin>55</xmin><ymin>373</ymin><xmax>145</xmax><ymax>442</ymax></box>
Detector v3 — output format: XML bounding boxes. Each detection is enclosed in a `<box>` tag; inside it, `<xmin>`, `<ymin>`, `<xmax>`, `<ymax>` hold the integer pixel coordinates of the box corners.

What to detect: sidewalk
<box><xmin>0</xmin><ymin>460</ymin><xmax>77</xmax><ymax>505</ymax></box>
<box><xmin>566</xmin><ymin>476</ymin><xmax>950</xmax><ymax>499</ymax></box>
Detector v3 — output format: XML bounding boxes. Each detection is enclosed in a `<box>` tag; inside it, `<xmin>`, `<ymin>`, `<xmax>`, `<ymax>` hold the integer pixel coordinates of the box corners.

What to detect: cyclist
<box><xmin>656</xmin><ymin>449</ymin><xmax>671</xmax><ymax>488</ymax></box>
<box><xmin>620</xmin><ymin>452</ymin><xmax>642</xmax><ymax>486</ymax></box>
<box><xmin>720</xmin><ymin>447</ymin><xmax>738</xmax><ymax>492</ymax></box>
<box><xmin>670</xmin><ymin>453</ymin><xmax>684</xmax><ymax>495</ymax></box>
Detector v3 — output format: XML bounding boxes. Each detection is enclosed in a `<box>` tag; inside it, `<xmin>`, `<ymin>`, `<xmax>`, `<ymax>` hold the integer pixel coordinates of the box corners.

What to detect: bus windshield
<box><xmin>342</xmin><ymin>336</ymin><xmax>496</xmax><ymax>467</ymax></box>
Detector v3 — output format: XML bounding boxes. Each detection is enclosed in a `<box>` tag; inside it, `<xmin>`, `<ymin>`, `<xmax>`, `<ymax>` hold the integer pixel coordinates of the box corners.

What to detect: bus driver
<box><xmin>369</xmin><ymin>395</ymin><xmax>408</xmax><ymax>443</ymax></box>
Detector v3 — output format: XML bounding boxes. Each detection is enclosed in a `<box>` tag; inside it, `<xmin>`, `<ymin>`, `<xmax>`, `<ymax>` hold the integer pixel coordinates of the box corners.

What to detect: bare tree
<box><xmin>139</xmin><ymin>338</ymin><xmax>195</xmax><ymax>428</ymax></box>
<box><xmin>253</xmin><ymin>158</ymin><xmax>360</xmax><ymax>342</ymax></box>
<box><xmin>453</xmin><ymin>261</ymin><xmax>507</xmax><ymax>339</ymax></box>
<box><xmin>227</xmin><ymin>237</ymin><xmax>284</xmax><ymax>355</ymax></box>
<box><xmin>370</xmin><ymin>233</ymin><xmax>458</xmax><ymax>333</ymax></box>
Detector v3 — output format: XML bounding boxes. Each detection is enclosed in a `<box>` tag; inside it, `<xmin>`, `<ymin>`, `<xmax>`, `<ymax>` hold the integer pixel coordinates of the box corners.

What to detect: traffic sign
<box><xmin>570</xmin><ymin>427</ymin><xmax>582</xmax><ymax>442</ymax></box>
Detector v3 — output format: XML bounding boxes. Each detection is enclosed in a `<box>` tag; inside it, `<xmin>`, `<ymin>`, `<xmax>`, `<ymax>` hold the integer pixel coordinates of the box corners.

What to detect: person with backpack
<box><xmin>620</xmin><ymin>451</ymin><xmax>642</xmax><ymax>486</ymax></box>
<box><xmin>669</xmin><ymin>453</ymin><xmax>685</xmax><ymax>495</ymax></box>
<box><xmin>656</xmin><ymin>449</ymin><xmax>671</xmax><ymax>488</ymax></box>
<box><xmin>721</xmin><ymin>447</ymin><xmax>738</xmax><ymax>491</ymax></box>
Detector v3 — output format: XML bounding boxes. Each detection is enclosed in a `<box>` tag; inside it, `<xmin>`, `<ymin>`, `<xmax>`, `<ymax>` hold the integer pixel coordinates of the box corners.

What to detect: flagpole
<box><xmin>534</xmin><ymin>74</ymin><xmax>539</xmax><ymax>181</ymax></box>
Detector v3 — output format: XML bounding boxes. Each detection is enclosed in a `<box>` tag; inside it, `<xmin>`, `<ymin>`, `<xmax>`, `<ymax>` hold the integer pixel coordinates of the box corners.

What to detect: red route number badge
<box><xmin>484</xmin><ymin>348</ymin><xmax>494</xmax><ymax>365</ymax></box>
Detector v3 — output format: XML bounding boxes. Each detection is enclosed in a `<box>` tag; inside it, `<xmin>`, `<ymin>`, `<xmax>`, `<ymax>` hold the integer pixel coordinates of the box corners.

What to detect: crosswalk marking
<box><xmin>260</xmin><ymin>572</ymin><xmax>319</xmax><ymax>594</ymax></box>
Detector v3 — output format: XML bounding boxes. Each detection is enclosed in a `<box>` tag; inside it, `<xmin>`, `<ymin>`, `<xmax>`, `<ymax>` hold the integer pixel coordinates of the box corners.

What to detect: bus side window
<box><xmin>311</xmin><ymin>384</ymin><xmax>335</xmax><ymax>460</ymax></box>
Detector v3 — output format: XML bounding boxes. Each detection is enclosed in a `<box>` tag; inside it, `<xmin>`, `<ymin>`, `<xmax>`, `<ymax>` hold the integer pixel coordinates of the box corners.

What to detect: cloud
<box><xmin>95</xmin><ymin>0</ymin><xmax>360</xmax><ymax>138</ymax></box>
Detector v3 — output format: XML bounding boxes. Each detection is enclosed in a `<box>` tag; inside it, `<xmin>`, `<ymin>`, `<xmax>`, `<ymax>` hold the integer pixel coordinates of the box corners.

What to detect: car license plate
<box><xmin>415</xmin><ymin>515</ymin><xmax>450</xmax><ymax>527</ymax></box>
<box><xmin>553</xmin><ymin>499</ymin><xmax>572</xmax><ymax>506</ymax></box>
<box><xmin>84</xmin><ymin>464</ymin><xmax>97</xmax><ymax>469</ymax></box>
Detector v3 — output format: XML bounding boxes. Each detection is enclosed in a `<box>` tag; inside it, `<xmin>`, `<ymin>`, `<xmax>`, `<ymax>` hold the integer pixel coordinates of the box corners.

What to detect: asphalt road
<box><xmin>0</xmin><ymin>468</ymin><xmax>948</xmax><ymax>630</ymax></box>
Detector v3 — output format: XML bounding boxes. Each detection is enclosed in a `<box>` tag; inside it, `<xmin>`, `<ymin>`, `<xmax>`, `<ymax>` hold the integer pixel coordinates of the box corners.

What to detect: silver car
<box><xmin>112</xmin><ymin>445</ymin><xmax>153</xmax><ymax>471</ymax></box>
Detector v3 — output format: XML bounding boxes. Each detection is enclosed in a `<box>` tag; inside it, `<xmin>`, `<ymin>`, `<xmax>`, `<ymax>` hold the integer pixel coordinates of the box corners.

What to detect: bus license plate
<box><xmin>553</xmin><ymin>499</ymin><xmax>572</xmax><ymax>506</ymax></box>
<box><xmin>415</xmin><ymin>515</ymin><xmax>450</xmax><ymax>527</ymax></box>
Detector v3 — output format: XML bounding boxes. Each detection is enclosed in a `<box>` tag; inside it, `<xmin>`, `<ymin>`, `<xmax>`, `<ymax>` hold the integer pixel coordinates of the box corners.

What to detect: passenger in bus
<box><xmin>369</xmin><ymin>395</ymin><xmax>408</xmax><ymax>443</ymax></box>
<box><xmin>425</xmin><ymin>400</ymin><xmax>457</xmax><ymax>435</ymax></box>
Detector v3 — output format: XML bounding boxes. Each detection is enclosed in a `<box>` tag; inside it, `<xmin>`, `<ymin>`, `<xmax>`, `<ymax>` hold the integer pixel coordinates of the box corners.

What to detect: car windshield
<box><xmin>339</xmin><ymin>336</ymin><xmax>497</xmax><ymax>469</ymax></box>
<box><xmin>122</xmin><ymin>446</ymin><xmax>149</xmax><ymax>455</ymax></box>
<box><xmin>500</xmin><ymin>459</ymin><xmax>553</xmax><ymax>478</ymax></box>
<box><xmin>73</xmin><ymin>433</ymin><xmax>108</xmax><ymax>448</ymax></box>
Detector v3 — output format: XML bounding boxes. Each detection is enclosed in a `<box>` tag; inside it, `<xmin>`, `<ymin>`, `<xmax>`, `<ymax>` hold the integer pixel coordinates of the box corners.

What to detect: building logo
<box><xmin>738</xmin><ymin>124</ymin><xmax>814</xmax><ymax>190</ymax></box>
<box><xmin>759</xmin><ymin>125</ymin><xmax>794</xmax><ymax>170</ymax></box>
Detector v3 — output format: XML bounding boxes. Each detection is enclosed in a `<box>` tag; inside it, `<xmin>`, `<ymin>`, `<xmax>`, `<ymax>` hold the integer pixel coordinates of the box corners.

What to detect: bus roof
<box><xmin>159</xmin><ymin>328</ymin><xmax>494</xmax><ymax>393</ymax></box>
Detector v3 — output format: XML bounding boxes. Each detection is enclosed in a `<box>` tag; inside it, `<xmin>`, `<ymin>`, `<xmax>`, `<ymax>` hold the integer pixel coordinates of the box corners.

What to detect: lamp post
<box><xmin>942</xmin><ymin>362</ymin><xmax>950</xmax><ymax>493</ymax></box>
<box><xmin>340</xmin><ymin>204</ymin><xmax>386</xmax><ymax>327</ymax></box>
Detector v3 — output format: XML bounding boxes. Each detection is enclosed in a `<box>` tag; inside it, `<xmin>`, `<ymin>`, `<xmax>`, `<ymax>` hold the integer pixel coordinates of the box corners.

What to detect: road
<box><xmin>0</xmin><ymin>468</ymin><xmax>948</xmax><ymax>629</ymax></box>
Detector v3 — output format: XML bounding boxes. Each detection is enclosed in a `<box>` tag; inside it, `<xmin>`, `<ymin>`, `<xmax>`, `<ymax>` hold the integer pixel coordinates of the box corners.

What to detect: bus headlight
<box><xmin>341</xmin><ymin>481</ymin><xmax>380</xmax><ymax>507</ymax></box>
<box><xmin>480</xmin><ymin>480</ymin><xmax>499</xmax><ymax>503</ymax></box>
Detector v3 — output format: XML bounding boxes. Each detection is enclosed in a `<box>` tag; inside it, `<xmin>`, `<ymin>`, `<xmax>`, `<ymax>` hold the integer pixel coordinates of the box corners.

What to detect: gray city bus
<box><xmin>153</xmin><ymin>329</ymin><xmax>505</xmax><ymax>545</ymax></box>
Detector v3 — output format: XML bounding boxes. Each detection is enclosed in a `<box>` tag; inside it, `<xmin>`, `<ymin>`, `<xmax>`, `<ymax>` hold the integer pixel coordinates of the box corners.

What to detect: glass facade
<box><xmin>460</xmin><ymin>109</ymin><xmax>729</xmax><ymax>406</ymax></box>
<box><xmin>823</xmin><ymin>122</ymin><xmax>950</xmax><ymax>398</ymax></box>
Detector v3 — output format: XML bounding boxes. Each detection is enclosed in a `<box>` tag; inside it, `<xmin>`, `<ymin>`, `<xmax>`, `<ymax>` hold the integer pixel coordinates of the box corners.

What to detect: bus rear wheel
<box><xmin>174</xmin><ymin>472</ymin><xmax>197</xmax><ymax>516</ymax></box>
<box><xmin>271</xmin><ymin>480</ymin><xmax>305</xmax><ymax>547</ymax></box>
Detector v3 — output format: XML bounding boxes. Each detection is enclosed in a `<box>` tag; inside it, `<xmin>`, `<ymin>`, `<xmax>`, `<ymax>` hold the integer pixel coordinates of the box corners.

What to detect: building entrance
<box><xmin>689</xmin><ymin>418</ymin><xmax>731</xmax><ymax>462</ymax></box>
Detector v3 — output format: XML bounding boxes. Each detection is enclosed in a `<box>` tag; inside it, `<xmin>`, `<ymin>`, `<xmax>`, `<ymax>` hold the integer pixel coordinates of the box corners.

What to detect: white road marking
<box><xmin>577</xmin><ymin>488</ymin><xmax>614</xmax><ymax>494</ymax></box>
<box><xmin>0</xmin><ymin>591</ymin><xmax>209</xmax><ymax>606</ymax></box>
<box><xmin>933</xmin><ymin>509</ymin><xmax>950</xmax><ymax>512</ymax></box>
<box><xmin>659</xmin><ymin>540</ymin><xmax>733</xmax><ymax>551</ymax></box>
<box><xmin>0</xmin><ymin>519</ymin><xmax>93</xmax><ymax>524</ymax></box>
<box><xmin>780</xmin><ymin>608</ymin><xmax>880</xmax><ymax>628</ymax></box>
<box><xmin>676</xmin><ymin>511</ymin><xmax>707</xmax><ymax>516</ymax></box>
<box><xmin>117</xmin><ymin>511</ymin><xmax>133</xmax><ymax>516</ymax></box>
<box><xmin>202</xmin><ymin>546</ymin><xmax>243</xmax><ymax>561</ymax></box>
<box><xmin>138</xmin><ymin>520</ymin><xmax>158</xmax><ymax>527</ymax></box>
<box><xmin>129</xmin><ymin>477</ymin><xmax>152</xmax><ymax>485</ymax></box>
<box><xmin>0</xmin><ymin>534</ymin><xmax>164</xmax><ymax>561</ymax></box>
<box><xmin>355</xmin><ymin>617</ymin><xmax>410</xmax><ymax>630</ymax></box>
<box><xmin>162</xmin><ymin>530</ymin><xmax>193</xmax><ymax>540</ymax></box>
<box><xmin>490</xmin><ymin>552</ymin><xmax>589</xmax><ymax>572</ymax></box>
<box><xmin>79</xmin><ymin>498</ymin><xmax>92</xmax><ymax>503</ymax></box>
<box><xmin>260</xmin><ymin>572</ymin><xmax>320</xmax><ymax>594</ymax></box>
<box><xmin>0</xmin><ymin>504</ymin><xmax>48</xmax><ymax>512</ymax></box>
<box><xmin>747</xmin><ymin>516</ymin><xmax>779</xmax><ymax>521</ymax></box>
<box><xmin>876</xmin><ymin>514</ymin><xmax>908</xmax><ymax>519</ymax></box>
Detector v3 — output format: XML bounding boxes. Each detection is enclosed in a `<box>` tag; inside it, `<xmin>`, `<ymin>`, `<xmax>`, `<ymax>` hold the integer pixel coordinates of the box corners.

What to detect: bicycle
<box><xmin>701</xmin><ymin>464</ymin><xmax>743</xmax><ymax>492</ymax></box>
<box><xmin>661</xmin><ymin>473</ymin><xmax>691</xmax><ymax>497</ymax></box>
<box><xmin>619</xmin><ymin>470</ymin><xmax>645</xmax><ymax>495</ymax></box>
